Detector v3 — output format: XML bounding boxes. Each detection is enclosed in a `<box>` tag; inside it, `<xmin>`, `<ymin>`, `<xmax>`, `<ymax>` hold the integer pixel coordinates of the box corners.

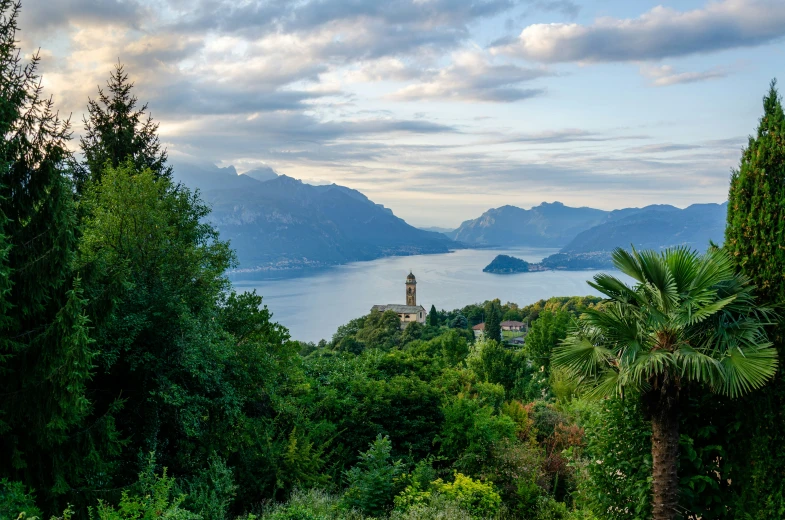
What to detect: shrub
<box><xmin>0</xmin><ymin>480</ymin><xmax>43</xmax><ymax>520</ymax></box>
<box><xmin>389</xmin><ymin>493</ymin><xmax>473</xmax><ymax>520</ymax></box>
<box><xmin>343</xmin><ymin>435</ymin><xmax>403</xmax><ymax>516</ymax></box>
<box><xmin>259</xmin><ymin>488</ymin><xmax>364</xmax><ymax>520</ymax></box>
<box><xmin>185</xmin><ymin>454</ymin><xmax>237</xmax><ymax>520</ymax></box>
<box><xmin>92</xmin><ymin>457</ymin><xmax>199</xmax><ymax>520</ymax></box>
<box><xmin>431</xmin><ymin>472</ymin><xmax>501</xmax><ymax>519</ymax></box>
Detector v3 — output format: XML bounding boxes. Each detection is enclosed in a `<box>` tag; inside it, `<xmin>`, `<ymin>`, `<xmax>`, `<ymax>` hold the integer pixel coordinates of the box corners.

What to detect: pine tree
<box><xmin>428</xmin><ymin>304</ymin><xmax>439</xmax><ymax>327</ymax></box>
<box><xmin>724</xmin><ymin>80</ymin><xmax>785</xmax><ymax>514</ymax></box>
<box><xmin>0</xmin><ymin>0</ymin><xmax>96</xmax><ymax>506</ymax></box>
<box><xmin>77</xmin><ymin>62</ymin><xmax>171</xmax><ymax>190</ymax></box>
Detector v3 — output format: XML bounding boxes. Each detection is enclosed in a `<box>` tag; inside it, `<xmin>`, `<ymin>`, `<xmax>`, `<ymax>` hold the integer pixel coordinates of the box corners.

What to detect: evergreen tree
<box><xmin>724</xmin><ymin>80</ymin><xmax>785</xmax><ymax>515</ymax></box>
<box><xmin>0</xmin><ymin>0</ymin><xmax>97</xmax><ymax>506</ymax></box>
<box><xmin>428</xmin><ymin>304</ymin><xmax>439</xmax><ymax>327</ymax></box>
<box><xmin>484</xmin><ymin>301</ymin><xmax>502</xmax><ymax>343</ymax></box>
<box><xmin>726</xmin><ymin>79</ymin><xmax>785</xmax><ymax>303</ymax></box>
<box><xmin>451</xmin><ymin>313</ymin><xmax>468</xmax><ymax>329</ymax></box>
<box><xmin>77</xmin><ymin>62</ymin><xmax>171</xmax><ymax>190</ymax></box>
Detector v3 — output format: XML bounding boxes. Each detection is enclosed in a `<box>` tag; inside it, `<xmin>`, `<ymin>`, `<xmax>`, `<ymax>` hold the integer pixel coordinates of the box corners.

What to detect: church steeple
<box><xmin>406</xmin><ymin>271</ymin><xmax>417</xmax><ymax>306</ymax></box>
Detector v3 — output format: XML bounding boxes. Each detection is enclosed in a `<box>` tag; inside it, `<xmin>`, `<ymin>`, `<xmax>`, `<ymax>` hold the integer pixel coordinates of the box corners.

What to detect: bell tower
<box><xmin>406</xmin><ymin>272</ymin><xmax>417</xmax><ymax>306</ymax></box>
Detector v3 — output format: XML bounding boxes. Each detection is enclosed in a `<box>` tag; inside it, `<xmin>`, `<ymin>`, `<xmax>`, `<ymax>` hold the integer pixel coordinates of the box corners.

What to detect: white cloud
<box><xmin>494</xmin><ymin>0</ymin><xmax>785</xmax><ymax>63</ymax></box>
<box><xmin>639</xmin><ymin>65</ymin><xmax>728</xmax><ymax>86</ymax></box>
<box><xmin>389</xmin><ymin>50</ymin><xmax>550</xmax><ymax>102</ymax></box>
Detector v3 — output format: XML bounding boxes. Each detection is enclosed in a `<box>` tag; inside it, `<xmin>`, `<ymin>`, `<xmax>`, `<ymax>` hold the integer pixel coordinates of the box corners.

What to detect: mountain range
<box><xmin>173</xmin><ymin>162</ymin><xmax>727</xmax><ymax>276</ymax></box>
<box><xmin>452</xmin><ymin>201</ymin><xmax>728</xmax><ymax>269</ymax></box>
<box><xmin>449</xmin><ymin>202</ymin><xmax>608</xmax><ymax>247</ymax></box>
<box><xmin>173</xmin><ymin>163</ymin><xmax>458</xmax><ymax>277</ymax></box>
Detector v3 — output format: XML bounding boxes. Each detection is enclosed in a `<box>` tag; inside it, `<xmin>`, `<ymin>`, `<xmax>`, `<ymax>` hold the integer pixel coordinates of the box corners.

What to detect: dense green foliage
<box><xmin>3</xmin><ymin>5</ymin><xmax>785</xmax><ymax>519</ymax></box>
<box><xmin>554</xmin><ymin>246</ymin><xmax>776</xmax><ymax>519</ymax></box>
<box><xmin>724</xmin><ymin>80</ymin><xmax>785</xmax><ymax>518</ymax></box>
<box><xmin>0</xmin><ymin>0</ymin><xmax>95</xmax><ymax>506</ymax></box>
<box><xmin>483</xmin><ymin>254</ymin><xmax>530</xmax><ymax>274</ymax></box>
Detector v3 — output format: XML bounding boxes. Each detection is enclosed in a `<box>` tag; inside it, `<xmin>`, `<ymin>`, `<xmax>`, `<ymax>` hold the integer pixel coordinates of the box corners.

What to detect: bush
<box><xmin>260</xmin><ymin>488</ymin><xmax>365</xmax><ymax>520</ymax></box>
<box><xmin>343</xmin><ymin>435</ymin><xmax>403</xmax><ymax>516</ymax></box>
<box><xmin>0</xmin><ymin>480</ymin><xmax>43</xmax><ymax>520</ymax></box>
<box><xmin>185</xmin><ymin>454</ymin><xmax>237</xmax><ymax>520</ymax></box>
<box><xmin>389</xmin><ymin>493</ymin><xmax>473</xmax><ymax>520</ymax></box>
<box><xmin>432</xmin><ymin>473</ymin><xmax>501</xmax><ymax>519</ymax></box>
<box><xmin>92</xmin><ymin>456</ymin><xmax>199</xmax><ymax>520</ymax></box>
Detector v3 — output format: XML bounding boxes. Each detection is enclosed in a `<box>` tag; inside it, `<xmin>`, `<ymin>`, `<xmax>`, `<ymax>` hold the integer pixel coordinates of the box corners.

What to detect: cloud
<box><xmin>171</xmin><ymin>0</ymin><xmax>520</xmax><ymax>60</ymax></box>
<box><xmin>389</xmin><ymin>51</ymin><xmax>550</xmax><ymax>102</ymax></box>
<box><xmin>493</xmin><ymin>0</ymin><xmax>785</xmax><ymax>63</ymax></box>
<box><xmin>626</xmin><ymin>143</ymin><xmax>703</xmax><ymax>154</ymax></box>
<box><xmin>639</xmin><ymin>65</ymin><xmax>728</xmax><ymax>86</ymax></box>
<box><xmin>20</xmin><ymin>0</ymin><xmax>144</xmax><ymax>34</ymax></box>
<box><xmin>482</xmin><ymin>128</ymin><xmax>649</xmax><ymax>145</ymax></box>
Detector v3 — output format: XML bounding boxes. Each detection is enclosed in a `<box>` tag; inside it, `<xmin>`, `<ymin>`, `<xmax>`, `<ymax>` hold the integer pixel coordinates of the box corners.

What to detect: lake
<box><xmin>233</xmin><ymin>247</ymin><xmax>619</xmax><ymax>343</ymax></box>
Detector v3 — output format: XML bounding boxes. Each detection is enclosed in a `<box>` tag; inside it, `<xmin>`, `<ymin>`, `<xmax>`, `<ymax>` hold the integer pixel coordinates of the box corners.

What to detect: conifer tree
<box><xmin>724</xmin><ymin>80</ymin><xmax>785</xmax><ymax>514</ymax></box>
<box><xmin>484</xmin><ymin>301</ymin><xmax>502</xmax><ymax>342</ymax></box>
<box><xmin>428</xmin><ymin>304</ymin><xmax>439</xmax><ymax>327</ymax></box>
<box><xmin>0</xmin><ymin>0</ymin><xmax>96</xmax><ymax>505</ymax></box>
<box><xmin>77</xmin><ymin>62</ymin><xmax>171</xmax><ymax>190</ymax></box>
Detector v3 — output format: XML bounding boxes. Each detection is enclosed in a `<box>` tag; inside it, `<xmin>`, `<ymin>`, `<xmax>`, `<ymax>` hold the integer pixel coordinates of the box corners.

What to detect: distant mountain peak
<box><xmin>241</xmin><ymin>166</ymin><xmax>278</xmax><ymax>183</ymax></box>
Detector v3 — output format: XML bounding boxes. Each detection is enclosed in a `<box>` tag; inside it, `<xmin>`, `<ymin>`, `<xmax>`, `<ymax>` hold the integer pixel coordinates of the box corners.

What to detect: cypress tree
<box><xmin>77</xmin><ymin>62</ymin><xmax>171</xmax><ymax>190</ymax></box>
<box><xmin>0</xmin><ymin>0</ymin><xmax>97</xmax><ymax>506</ymax></box>
<box><xmin>726</xmin><ymin>79</ymin><xmax>785</xmax><ymax>302</ymax></box>
<box><xmin>484</xmin><ymin>301</ymin><xmax>502</xmax><ymax>343</ymax></box>
<box><xmin>724</xmin><ymin>79</ymin><xmax>785</xmax><ymax>514</ymax></box>
<box><xmin>428</xmin><ymin>304</ymin><xmax>439</xmax><ymax>327</ymax></box>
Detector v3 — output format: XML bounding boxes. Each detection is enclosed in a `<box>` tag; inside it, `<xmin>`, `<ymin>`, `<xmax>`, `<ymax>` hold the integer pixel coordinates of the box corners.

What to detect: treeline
<box><xmin>3</xmin><ymin>0</ymin><xmax>785</xmax><ymax>518</ymax></box>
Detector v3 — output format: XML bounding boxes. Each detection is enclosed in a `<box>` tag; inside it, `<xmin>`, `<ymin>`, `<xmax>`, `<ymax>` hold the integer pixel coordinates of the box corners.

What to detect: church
<box><xmin>371</xmin><ymin>272</ymin><xmax>427</xmax><ymax>327</ymax></box>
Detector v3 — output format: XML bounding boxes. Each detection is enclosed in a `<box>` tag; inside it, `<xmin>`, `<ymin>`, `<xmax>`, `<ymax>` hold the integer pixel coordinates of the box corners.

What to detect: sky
<box><xmin>20</xmin><ymin>0</ymin><xmax>785</xmax><ymax>227</ymax></box>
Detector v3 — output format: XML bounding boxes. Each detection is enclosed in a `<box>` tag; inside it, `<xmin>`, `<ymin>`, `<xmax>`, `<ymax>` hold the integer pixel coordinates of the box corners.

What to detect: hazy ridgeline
<box><xmin>3</xmin><ymin>1</ymin><xmax>785</xmax><ymax>519</ymax></box>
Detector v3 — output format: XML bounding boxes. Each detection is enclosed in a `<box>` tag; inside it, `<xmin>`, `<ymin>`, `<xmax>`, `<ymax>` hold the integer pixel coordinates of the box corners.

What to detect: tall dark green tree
<box><xmin>524</xmin><ymin>309</ymin><xmax>571</xmax><ymax>374</ymax></box>
<box><xmin>428</xmin><ymin>304</ymin><xmax>439</xmax><ymax>327</ymax></box>
<box><xmin>77</xmin><ymin>62</ymin><xmax>171</xmax><ymax>190</ymax></box>
<box><xmin>484</xmin><ymin>301</ymin><xmax>502</xmax><ymax>343</ymax></box>
<box><xmin>724</xmin><ymin>80</ymin><xmax>785</xmax><ymax>516</ymax></box>
<box><xmin>77</xmin><ymin>162</ymin><xmax>235</xmax><ymax>489</ymax></box>
<box><xmin>0</xmin><ymin>0</ymin><xmax>97</xmax><ymax>506</ymax></box>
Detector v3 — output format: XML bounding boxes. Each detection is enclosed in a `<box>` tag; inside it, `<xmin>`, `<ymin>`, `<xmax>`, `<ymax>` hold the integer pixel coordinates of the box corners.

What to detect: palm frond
<box><xmin>719</xmin><ymin>345</ymin><xmax>779</xmax><ymax>398</ymax></box>
<box><xmin>630</xmin><ymin>350</ymin><xmax>674</xmax><ymax>382</ymax></box>
<box><xmin>665</xmin><ymin>246</ymin><xmax>699</xmax><ymax>293</ymax></box>
<box><xmin>676</xmin><ymin>345</ymin><xmax>723</xmax><ymax>388</ymax></box>
<box><xmin>581</xmin><ymin>371</ymin><xmax>624</xmax><ymax>400</ymax></box>
<box><xmin>589</xmin><ymin>273</ymin><xmax>644</xmax><ymax>305</ymax></box>
<box><xmin>552</xmin><ymin>334</ymin><xmax>614</xmax><ymax>378</ymax></box>
<box><xmin>611</xmin><ymin>247</ymin><xmax>646</xmax><ymax>283</ymax></box>
<box><xmin>683</xmin><ymin>294</ymin><xmax>738</xmax><ymax>326</ymax></box>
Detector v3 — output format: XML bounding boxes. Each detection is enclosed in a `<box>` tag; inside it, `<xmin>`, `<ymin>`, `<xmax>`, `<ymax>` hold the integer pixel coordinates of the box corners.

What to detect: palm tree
<box><xmin>552</xmin><ymin>247</ymin><xmax>777</xmax><ymax>520</ymax></box>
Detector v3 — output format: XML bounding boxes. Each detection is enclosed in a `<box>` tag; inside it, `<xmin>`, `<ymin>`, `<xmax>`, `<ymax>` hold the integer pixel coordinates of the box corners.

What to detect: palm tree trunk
<box><xmin>651</xmin><ymin>403</ymin><xmax>680</xmax><ymax>520</ymax></box>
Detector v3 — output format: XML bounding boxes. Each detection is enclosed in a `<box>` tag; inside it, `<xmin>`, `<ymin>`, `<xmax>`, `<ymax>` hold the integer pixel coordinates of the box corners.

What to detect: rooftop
<box><xmin>472</xmin><ymin>323</ymin><xmax>485</xmax><ymax>331</ymax></box>
<box><xmin>501</xmin><ymin>320</ymin><xmax>526</xmax><ymax>327</ymax></box>
<box><xmin>372</xmin><ymin>304</ymin><xmax>425</xmax><ymax>314</ymax></box>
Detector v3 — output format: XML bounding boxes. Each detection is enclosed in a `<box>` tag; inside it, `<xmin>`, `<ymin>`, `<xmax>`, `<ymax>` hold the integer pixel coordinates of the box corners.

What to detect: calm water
<box><xmin>233</xmin><ymin>248</ymin><xmax>619</xmax><ymax>343</ymax></box>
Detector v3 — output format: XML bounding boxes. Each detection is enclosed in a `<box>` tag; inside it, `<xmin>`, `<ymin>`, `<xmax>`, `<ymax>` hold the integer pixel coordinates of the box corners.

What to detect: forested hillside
<box><xmin>173</xmin><ymin>163</ymin><xmax>458</xmax><ymax>276</ymax></box>
<box><xmin>449</xmin><ymin>202</ymin><xmax>608</xmax><ymax>247</ymax></box>
<box><xmin>3</xmin><ymin>2</ymin><xmax>785</xmax><ymax>520</ymax></box>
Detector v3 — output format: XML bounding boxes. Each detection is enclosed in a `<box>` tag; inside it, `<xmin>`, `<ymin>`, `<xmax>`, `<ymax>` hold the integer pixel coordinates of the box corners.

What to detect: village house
<box><xmin>472</xmin><ymin>323</ymin><xmax>485</xmax><ymax>339</ymax></box>
<box><xmin>501</xmin><ymin>320</ymin><xmax>526</xmax><ymax>332</ymax></box>
<box><xmin>371</xmin><ymin>272</ymin><xmax>426</xmax><ymax>327</ymax></box>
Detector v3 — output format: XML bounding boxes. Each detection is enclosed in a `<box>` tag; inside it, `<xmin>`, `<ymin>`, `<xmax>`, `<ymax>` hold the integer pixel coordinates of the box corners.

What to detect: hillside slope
<box><xmin>174</xmin><ymin>164</ymin><xmax>458</xmax><ymax>275</ymax></box>
<box><xmin>449</xmin><ymin>202</ymin><xmax>609</xmax><ymax>247</ymax></box>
